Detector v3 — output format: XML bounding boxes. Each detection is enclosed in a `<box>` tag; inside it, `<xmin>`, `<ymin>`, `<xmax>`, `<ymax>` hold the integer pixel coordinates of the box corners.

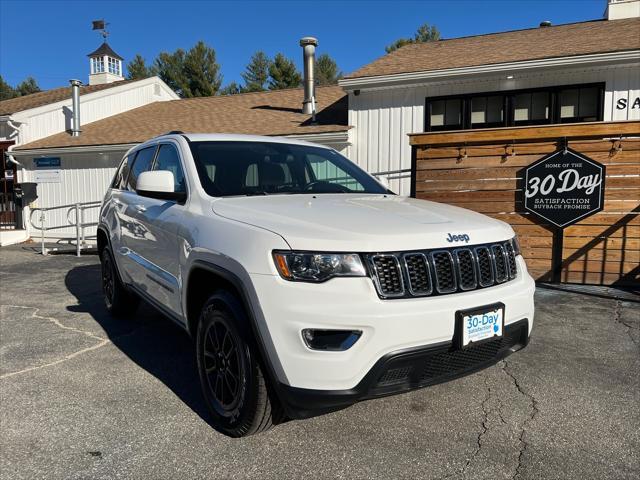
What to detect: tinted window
<box><xmin>425</xmin><ymin>84</ymin><xmax>603</xmax><ymax>132</ymax></box>
<box><xmin>429</xmin><ymin>99</ymin><xmax>462</xmax><ymax>131</ymax></box>
<box><xmin>189</xmin><ymin>141</ymin><xmax>386</xmax><ymax>197</ymax></box>
<box><xmin>154</xmin><ymin>144</ymin><xmax>186</xmax><ymax>193</ymax></box>
<box><xmin>127</xmin><ymin>146</ymin><xmax>156</xmax><ymax>191</ymax></box>
<box><xmin>514</xmin><ymin>92</ymin><xmax>550</xmax><ymax>125</ymax></box>
<box><xmin>470</xmin><ymin>95</ymin><xmax>504</xmax><ymax>128</ymax></box>
<box><xmin>112</xmin><ymin>155</ymin><xmax>130</xmax><ymax>189</ymax></box>
<box><xmin>559</xmin><ymin>86</ymin><xmax>600</xmax><ymax>123</ymax></box>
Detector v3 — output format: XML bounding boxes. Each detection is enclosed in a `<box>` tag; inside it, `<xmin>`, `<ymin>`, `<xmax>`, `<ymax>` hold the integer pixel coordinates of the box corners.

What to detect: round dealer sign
<box><xmin>524</xmin><ymin>148</ymin><xmax>606</xmax><ymax>228</ymax></box>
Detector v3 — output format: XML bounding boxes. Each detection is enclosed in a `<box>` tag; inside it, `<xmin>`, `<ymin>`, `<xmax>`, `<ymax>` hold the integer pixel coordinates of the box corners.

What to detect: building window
<box><xmin>428</xmin><ymin>98</ymin><xmax>463</xmax><ymax>131</ymax></box>
<box><xmin>558</xmin><ymin>86</ymin><xmax>600</xmax><ymax>123</ymax></box>
<box><xmin>513</xmin><ymin>91</ymin><xmax>550</xmax><ymax>126</ymax></box>
<box><xmin>425</xmin><ymin>83</ymin><xmax>603</xmax><ymax>132</ymax></box>
<box><xmin>470</xmin><ymin>95</ymin><xmax>505</xmax><ymax>128</ymax></box>
<box><xmin>108</xmin><ymin>56</ymin><xmax>121</xmax><ymax>76</ymax></box>
<box><xmin>91</xmin><ymin>57</ymin><xmax>105</xmax><ymax>74</ymax></box>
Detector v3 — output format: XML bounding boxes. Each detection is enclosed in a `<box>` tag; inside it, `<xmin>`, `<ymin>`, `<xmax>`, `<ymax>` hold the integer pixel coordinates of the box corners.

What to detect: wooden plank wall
<box><xmin>409</xmin><ymin>122</ymin><xmax>639</xmax><ymax>287</ymax></box>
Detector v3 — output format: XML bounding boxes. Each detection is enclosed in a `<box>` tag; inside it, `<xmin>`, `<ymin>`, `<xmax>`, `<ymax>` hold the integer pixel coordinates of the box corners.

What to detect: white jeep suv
<box><xmin>98</xmin><ymin>132</ymin><xmax>535</xmax><ymax>437</ymax></box>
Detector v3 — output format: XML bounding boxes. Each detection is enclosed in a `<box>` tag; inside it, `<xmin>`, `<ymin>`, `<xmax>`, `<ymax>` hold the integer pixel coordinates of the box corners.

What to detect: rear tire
<box><xmin>100</xmin><ymin>246</ymin><xmax>139</xmax><ymax>317</ymax></box>
<box><xmin>196</xmin><ymin>291</ymin><xmax>281</xmax><ymax>437</ymax></box>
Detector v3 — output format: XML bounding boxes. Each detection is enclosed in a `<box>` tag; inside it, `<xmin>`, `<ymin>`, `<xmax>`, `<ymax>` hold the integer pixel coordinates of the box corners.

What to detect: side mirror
<box><xmin>136</xmin><ymin>170</ymin><xmax>186</xmax><ymax>202</ymax></box>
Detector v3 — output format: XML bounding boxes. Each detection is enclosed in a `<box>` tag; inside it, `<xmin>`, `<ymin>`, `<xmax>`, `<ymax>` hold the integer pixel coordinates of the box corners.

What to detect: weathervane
<box><xmin>91</xmin><ymin>19</ymin><xmax>109</xmax><ymax>40</ymax></box>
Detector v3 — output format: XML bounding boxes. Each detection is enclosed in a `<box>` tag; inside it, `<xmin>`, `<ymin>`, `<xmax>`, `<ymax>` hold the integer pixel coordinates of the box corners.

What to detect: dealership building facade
<box><xmin>2</xmin><ymin>0</ymin><xmax>638</xmax><ymax>285</ymax></box>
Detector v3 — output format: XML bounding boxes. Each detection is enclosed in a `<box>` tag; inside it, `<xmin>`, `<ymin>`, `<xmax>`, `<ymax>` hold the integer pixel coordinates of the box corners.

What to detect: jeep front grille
<box><xmin>370</xmin><ymin>255</ymin><xmax>404</xmax><ymax>297</ymax></box>
<box><xmin>403</xmin><ymin>253</ymin><xmax>432</xmax><ymax>295</ymax></box>
<box><xmin>366</xmin><ymin>240</ymin><xmax>518</xmax><ymax>299</ymax></box>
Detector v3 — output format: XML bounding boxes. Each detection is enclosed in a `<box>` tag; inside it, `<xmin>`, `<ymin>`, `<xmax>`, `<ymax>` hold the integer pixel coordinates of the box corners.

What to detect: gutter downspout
<box><xmin>6</xmin><ymin>118</ymin><xmax>23</xmax><ymax>143</ymax></box>
<box><xmin>6</xmin><ymin>144</ymin><xmax>22</xmax><ymax>167</ymax></box>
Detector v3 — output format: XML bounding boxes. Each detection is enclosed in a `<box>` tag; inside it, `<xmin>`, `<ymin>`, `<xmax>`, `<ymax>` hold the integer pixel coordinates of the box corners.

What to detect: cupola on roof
<box><xmin>87</xmin><ymin>42</ymin><xmax>123</xmax><ymax>61</ymax></box>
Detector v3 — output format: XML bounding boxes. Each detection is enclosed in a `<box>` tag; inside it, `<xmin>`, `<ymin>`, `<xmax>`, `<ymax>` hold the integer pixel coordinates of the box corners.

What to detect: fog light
<box><xmin>302</xmin><ymin>329</ymin><xmax>362</xmax><ymax>351</ymax></box>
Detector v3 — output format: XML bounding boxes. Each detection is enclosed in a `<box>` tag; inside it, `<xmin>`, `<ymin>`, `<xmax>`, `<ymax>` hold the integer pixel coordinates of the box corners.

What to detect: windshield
<box><xmin>188</xmin><ymin>141</ymin><xmax>388</xmax><ymax>197</ymax></box>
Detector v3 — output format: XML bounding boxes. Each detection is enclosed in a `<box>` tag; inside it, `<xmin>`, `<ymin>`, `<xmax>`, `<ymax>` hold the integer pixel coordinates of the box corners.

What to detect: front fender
<box><xmin>182</xmin><ymin>253</ymin><xmax>289</xmax><ymax>387</ymax></box>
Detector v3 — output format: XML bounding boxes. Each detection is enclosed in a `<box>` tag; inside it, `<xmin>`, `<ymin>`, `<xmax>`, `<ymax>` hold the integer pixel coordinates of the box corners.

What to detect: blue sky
<box><xmin>1</xmin><ymin>0</ymin><xmax>605</xmax><ymax>90</ymax></box>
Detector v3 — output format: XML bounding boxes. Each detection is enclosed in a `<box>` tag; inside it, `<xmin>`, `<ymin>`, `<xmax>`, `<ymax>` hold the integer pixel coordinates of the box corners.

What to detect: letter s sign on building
<box><xmin>523</xmin><ymin>148</ymin><xmax>606</xmax><ymax>228</ymax></box>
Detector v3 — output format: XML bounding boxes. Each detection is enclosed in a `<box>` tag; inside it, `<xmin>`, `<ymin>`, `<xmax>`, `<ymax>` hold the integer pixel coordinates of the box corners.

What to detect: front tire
<box><xmin>196</xmin><ymin>291</ymin><xmax>281</xmax><ymax>437</ymax></box>
<box><xmin>100</xmin><ymin>246</ymin><xmax>138</xmax><ymax>317</ymax></box>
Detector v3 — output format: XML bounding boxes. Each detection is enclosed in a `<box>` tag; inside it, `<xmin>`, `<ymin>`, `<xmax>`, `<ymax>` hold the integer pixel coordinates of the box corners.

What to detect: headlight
<box><xmin>273</xmin><ymin>251</ymin><xmax>366</xmax><ymax>282</ymax></box>
<box><xmin>511</xmin><ymin>236</ymin><xmax>521</xmax><ymax>256</ymax></box>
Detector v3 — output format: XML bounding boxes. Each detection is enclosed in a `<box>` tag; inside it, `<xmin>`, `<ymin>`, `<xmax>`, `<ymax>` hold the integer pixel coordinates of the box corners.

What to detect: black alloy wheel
<box><xmin>100</xmin><ymin>246</ymin><xmax>138</xmax><ymax>317</ymax></box>
<box><xmin>203</xmin><ymin>318</ymin><xmax>244</xmax><ymax>415</ymax></box>
<box><xmin>102</xmin><ymin>252</ymin><xmax>115</xmax><ymax>309</ymax></box>
<box><xmin>196</xmin><ymin>291</ymin><xmax>281</xmax><ymax>437</ymax></box>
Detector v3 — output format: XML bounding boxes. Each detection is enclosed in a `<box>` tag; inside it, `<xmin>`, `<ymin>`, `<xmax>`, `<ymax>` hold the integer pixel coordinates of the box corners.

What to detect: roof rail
<box><xmin>157</xmin><ymin>130</ymin><xmax>185</xmax><ymax>137</ymax></box>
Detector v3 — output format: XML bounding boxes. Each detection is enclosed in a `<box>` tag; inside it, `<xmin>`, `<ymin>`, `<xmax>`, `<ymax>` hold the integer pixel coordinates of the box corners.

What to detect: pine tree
<box><xmin>16</xmin><ymin>77</ymin><xmax>41</xmax><ymax>96</ymax></box>
<box><xmin>315</xmin><ymin>53</ymin><xmax>342</xmax><ymax>85</ymax></box>
<box><xmin>415</xmin><ymin>24</ymin><xmax>440</xmax><ymax>43</ymax></box>
<box><xmin>127</xmin><ymin>54</ymin><xmax>151</xmax><ymax>80</ymax></box>
<box><xmin>385</xmin><ymin>38</ymin><xmax>413</xmax><ymax>53</ymax></box>
<box><xmin>153</xmin><ymin>49</ymin><xmax>190</xmax><ymax>96</ymax></box>
<box><xmin>219</xmin><ymin>82</ymin><xmax>242</xmax><ymax>95</ymax></box>
<box><xmin>183</xmin><ymin>40</ymin><xmax>222</xmax><ymax>97</ymax></box>
<box><xmin>385</xmin><ymin>23</ymin><xmax>440</xmax><ymax>53</ymax></box>
<box><xmin>0</xmin><ymin>75</ymin><xmax>18</xmax><ymax>100</ymax></box>
<box><xmin>268</xmin><ymin>53</ymin><xmax>301</xmax><ymax>90</ymax></box>
<box><xmin>241</xmin><ymin>51</ymin><xmax>270</xmax><ymax>92</ymax></box>
<box><xmin>152</xmin><ymin>41</ymin><xmax>222</xmax><ymax>97</ymax></box>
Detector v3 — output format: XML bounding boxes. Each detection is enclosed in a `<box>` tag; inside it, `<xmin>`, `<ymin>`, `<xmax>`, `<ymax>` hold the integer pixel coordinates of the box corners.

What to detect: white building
<box><xmin>340</xmin><ymin>3</ymin><xmax>640</xmax><ymax>195</ymax></box>
<box><xmin>5</xmin><ymin>85</ymin><xmax>348</xmax><ymax>240</ymax></box>
<box><xmin>0</xmin><ymin>41</ymin><xmax>178</xmax><ymax>243</ymax></box>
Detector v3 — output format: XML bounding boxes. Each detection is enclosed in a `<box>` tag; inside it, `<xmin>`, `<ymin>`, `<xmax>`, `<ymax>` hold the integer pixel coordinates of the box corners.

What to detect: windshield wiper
<box><xmin>244</xmin><ymin>191</ymin><xmax>270</xmax><ymax>196</ymax></box>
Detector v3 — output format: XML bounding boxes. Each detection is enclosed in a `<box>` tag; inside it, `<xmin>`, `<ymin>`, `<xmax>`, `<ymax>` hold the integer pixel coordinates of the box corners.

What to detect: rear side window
<box><xmin>111</xmin><ymin>155</ymin><xmax>130</xmax><ymax>189</ymax></box>
<box><xmin>127</xmin><ymin>146</ymin><xmax>156</xmax><ymax>191</ymax></box>
<box><xmin>154</xmin><ymin>144</ymin><xmax>186</xmax><ymax>193</ymax></box>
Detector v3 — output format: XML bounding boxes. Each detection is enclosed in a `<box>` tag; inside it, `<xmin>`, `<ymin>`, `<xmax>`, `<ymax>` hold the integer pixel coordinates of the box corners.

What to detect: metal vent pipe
<box><xmin>70</xmin><ymin>79</ymin><xmax>82</xmax><ymax>137</ymax></box>
<box><xmin>300</xmin><ymin>37</ymin><xmax>318</xmax><ymax>115</ymax></box>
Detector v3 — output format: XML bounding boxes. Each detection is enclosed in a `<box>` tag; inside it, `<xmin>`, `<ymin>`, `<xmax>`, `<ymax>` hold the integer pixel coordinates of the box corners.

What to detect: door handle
<box><xmin>134</xmin><ymin>205</ymin><xmax>147</xmax><ymax>213</ymax></box>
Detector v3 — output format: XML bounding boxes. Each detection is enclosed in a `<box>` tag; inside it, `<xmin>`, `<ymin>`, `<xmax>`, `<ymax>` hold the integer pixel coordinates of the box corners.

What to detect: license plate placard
<box><xmin>458</xmin><ymin>303</ymin><xmax>504</xmax><ymax>348</ymax></box>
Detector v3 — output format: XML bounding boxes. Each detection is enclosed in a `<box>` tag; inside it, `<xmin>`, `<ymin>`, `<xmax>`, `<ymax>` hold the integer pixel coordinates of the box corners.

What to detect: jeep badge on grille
<box><xmin>446</xmin><ymin>233</ymin><xmax>470</xmax><ymax>243</ymax></box>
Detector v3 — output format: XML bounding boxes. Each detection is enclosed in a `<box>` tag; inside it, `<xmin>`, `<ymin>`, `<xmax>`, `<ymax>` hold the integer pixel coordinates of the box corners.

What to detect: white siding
<box><xmin>346</xmin><ymin>64</ymin><xmax>640</xmax><ymax>195</ymax></box>
<box><xmin>22</xmin><ymin>150</ymin><xmax>126</xmax><ymax>238</ymax></box>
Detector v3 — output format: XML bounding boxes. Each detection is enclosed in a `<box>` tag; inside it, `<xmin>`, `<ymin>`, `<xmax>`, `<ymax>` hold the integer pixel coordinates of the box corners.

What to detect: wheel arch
<box><xmin>184</xmin><ymin>260</ymin><xmax>291</xmax><ymax>411</ymax></box>
<box><xmin>97</xmin><ymin>225</ymin><xmax>109</xmax><ymax>257</ymax></box>
<box><xmin>185</xmin><ymin>263</ymin><xmax>246</xmax><ymax>338</ymax></box>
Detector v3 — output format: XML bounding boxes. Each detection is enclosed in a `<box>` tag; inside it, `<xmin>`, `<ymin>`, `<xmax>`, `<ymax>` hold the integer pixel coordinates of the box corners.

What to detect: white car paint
<box><xmin>212</xmin><ymin>194</ymin><xmax>515</xmax><ymax>252</ymax></box>
<box><xmin>99</xmin><ymin>133</ymin><xmax>535</xmax><ymax>392</ymax></box>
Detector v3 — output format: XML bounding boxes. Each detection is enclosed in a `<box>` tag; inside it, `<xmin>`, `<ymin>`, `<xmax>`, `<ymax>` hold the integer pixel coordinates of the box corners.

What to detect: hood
<box><xmin>212</xmin><ymin>194</ymin><xmax>514</xmax><ymax>252</ymax></box>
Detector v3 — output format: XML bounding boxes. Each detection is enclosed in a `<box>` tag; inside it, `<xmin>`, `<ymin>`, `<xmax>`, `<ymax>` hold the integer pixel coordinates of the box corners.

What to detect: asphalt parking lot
<box><xmin>0</xmin><ymin>245</ymin><xmax>638</xmax><ymax>480</ymax></box>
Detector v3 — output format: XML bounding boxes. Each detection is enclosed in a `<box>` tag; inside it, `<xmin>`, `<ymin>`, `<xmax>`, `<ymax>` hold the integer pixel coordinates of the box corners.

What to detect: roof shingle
<box><xmin>16</xmin><ymin>85</ymin><xmax>348</xmax><ymax>150</ymax></box>
<box><xmin>0</xmin><ymin>80</ymin><xmax>135</xmax><ymax>115</ymax></box>
<box><xmin>345</xmin><ymin>18</ymin><xmax>640</xmax><ymax>80</ymax></box>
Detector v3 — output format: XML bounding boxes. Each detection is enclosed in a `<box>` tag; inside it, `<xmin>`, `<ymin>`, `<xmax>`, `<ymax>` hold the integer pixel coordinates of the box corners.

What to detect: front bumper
<box><xmin>279</xmin><ymin>318</ymin><xmax>529</xmax><ymax>418</ymax></box>
<box><xmin>249</xmin><ymin>255</ymin><xmax>535</xmax><ymax>392</ymax></box>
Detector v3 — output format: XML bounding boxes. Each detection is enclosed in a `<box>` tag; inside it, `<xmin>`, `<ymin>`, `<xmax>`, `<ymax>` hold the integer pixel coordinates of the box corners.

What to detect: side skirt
<box><xmin>129</xmin><ymin>284</ymin><xmax>188</xmax><ymax>331</ymax></box>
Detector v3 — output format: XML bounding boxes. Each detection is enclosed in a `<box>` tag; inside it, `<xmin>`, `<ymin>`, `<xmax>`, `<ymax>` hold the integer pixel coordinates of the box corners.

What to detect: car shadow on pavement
<box><xmin>64</xmin><ymin>264</ymin><xmax>212</xmax><ymax>424</ymax></box>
